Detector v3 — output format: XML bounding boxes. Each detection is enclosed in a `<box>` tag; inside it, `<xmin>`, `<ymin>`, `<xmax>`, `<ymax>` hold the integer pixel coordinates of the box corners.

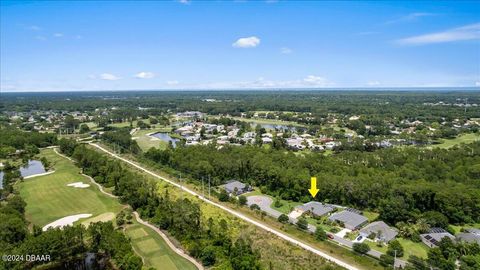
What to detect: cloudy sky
<box><xmin>1</xmin><ymin>0</ymin><xmax>479</xmax><ymax>91</ymax></box>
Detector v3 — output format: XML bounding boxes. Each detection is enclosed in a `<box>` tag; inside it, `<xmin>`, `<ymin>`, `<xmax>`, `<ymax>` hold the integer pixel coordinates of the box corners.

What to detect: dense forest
<box><xmin>144</xmin><ymin>142</ymin><xmax>480</xmax><ymax>228</ymax></box>
<box><xmin>2</xmin><ymin>90</ymin><xmax>479</xmax><ymax>121</ymax></box>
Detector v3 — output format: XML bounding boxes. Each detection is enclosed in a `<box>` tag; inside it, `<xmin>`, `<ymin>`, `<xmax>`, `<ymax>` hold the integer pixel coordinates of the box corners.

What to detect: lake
<box><xmin>20</xmin><ymin>160</ymin><xmax>47</xmax><ymax>178</ymax></box>
<box><xmin>151</xmin><ymin>132</ymin><xmax>180</xmax><ymax>148</ymax></box>
<box><xmin>249</xmin><ymin>122</ymin><xmax>301</xmax><ymax>132</ymax></box>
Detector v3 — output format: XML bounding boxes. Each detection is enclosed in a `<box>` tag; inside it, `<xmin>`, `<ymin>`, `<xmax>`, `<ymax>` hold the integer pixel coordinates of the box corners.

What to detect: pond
<box><xmin>151</xmin><ymin>132</ymin><xmax>180</xmax><ymax>148</ymax></box>
<box><xmin>20</xmin><ymin>160</ymin><xmax>46</xmax><ymax>178</ymax></box>
<box><xmin>0</xmin><ymin>171</ymin><xmax>3</xmax><ymax>189</ymax></box>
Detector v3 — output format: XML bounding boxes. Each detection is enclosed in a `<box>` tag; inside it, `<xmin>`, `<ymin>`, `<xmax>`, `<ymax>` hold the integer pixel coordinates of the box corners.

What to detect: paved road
<box><xmin>90</xmin><ymin>143</ymin><xmax>361</xmax><ymax>270</ymax></box>
<box><xmin>247</xmin><ymin>195</ymin><xmax>283</xmax><ymax>218</ymax></box>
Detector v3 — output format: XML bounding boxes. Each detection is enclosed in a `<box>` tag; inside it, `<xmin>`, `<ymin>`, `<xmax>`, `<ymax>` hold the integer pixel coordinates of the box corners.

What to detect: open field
<box><xmin>17</xmin><ymin>148</ymin><xmax>122</xmax><ymax>227</ymax></box>
<box><xmin>432</xmin><ymin>133</ymin><xmax>480</xmax><ymax>149</ymax></box>
<box><xmin>125</xmin><ymin>220</ymin><xmax>198</xmax><ymax>270</ymax></box>
<box><xmin>132</xmin><ymin>127</ymin><xmax>172</xmax><ymax>151</ymax></box>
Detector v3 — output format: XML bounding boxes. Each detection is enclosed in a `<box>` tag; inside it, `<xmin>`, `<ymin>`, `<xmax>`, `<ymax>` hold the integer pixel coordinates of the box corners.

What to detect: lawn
<box><xmin>365</xmin><ymin>240</ymin><xmax>388</xmax><ymax>253</ymax></box>
<box><xmin>363</xmin><ymin>211</ymin><xmax>380</xmax><ymax>222</ymax></box>
<box><xmin>397</xmin><ymin>238</ymin><xmax>429</xmax><ymax>259</ymax></box>
<box><xmin>432</xmin><ymin>133</ymin><xmax>480</xmax><ymax>149</ymax></box>
<box><xmin>125</xmin><ymin>221</ymin><xmax>197</xmax><ymax>270</ymax></box>
<box><xmin>17</xmin><ymin>148</ymin><xmax>123</xmax><ymax>227</ymax></box>
<box><xmin>132</xmin><ymin>127</ymin><xmax>172</xmax><ymax>151</ymax></box>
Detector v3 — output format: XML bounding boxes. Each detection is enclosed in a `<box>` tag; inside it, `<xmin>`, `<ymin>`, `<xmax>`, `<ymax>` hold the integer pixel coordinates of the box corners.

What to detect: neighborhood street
<box><xmin>90</xmin><ymin>142</ymin><xmax>362</xmax><ymax>270</ymax></box>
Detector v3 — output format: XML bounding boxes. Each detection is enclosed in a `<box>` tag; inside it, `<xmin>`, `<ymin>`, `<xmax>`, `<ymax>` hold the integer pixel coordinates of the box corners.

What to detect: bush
<box><xmin>250</xmin><ymin>204</ymin><xmax>260</xmax><ymax>211</ymax></box>
<box><xmin>379</xmin><ymin>254</ymin><xmax>394</xmax><ymax>267</ymax></box>
<box><xmin>296</xmin><ymin>218</ymin><xmax>308</xmax><ymax>230</ymax></box>
<box><xmin>352</xmin><ymin>243</ymin><xmax>370</xmax><ymax>254</ymax></box>
<box><xmin>315</xmin><ymin>226</ymin><xmax>327</xmax><ymax>241</ymax></box>
<box><xmin>278</xmin><ymin>214</ymin><xmax>289</xmax><ymax>223</ymax></box>
<box><xmin>238</xmin><ymin>195</ymin><xmax>247</xmax><ymax>206</ymax></box>
<box><xmin>387</xmin><ymin>239</ymin><xmax>404</xmax><ymax>257</ymax></box>
<box><xmin>218</xmin><ymin>189</ymin><xmax>229</xmax><ymax>202</ymax></box>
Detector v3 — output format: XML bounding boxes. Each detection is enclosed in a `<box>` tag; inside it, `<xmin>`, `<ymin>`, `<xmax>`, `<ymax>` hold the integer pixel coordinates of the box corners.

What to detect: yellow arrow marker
<box><xmin>308</xmin><ymin>177</ymin><xmax>319</xmax><ymax>198</ymax></box>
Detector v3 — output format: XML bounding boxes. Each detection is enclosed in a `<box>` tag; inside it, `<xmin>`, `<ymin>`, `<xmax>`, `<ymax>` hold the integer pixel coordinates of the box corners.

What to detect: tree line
<box><xmin>60</xmin><ymin>139</ymin><xmax>263</xmax><ymax>269</ymax></box>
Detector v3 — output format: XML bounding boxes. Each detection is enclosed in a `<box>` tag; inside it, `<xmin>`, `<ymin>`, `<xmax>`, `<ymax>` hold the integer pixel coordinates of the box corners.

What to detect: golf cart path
<box><xmin>53</xmin><ymin>147</ymin><xmax>118</xmax><ymax>198</ymax></box>
<box><xmin>90</xmin><ymin>142</ymin><xmax>361</xmax><ymax>270</ymax></box>
<box><xmin>133</xmin><ymin>212</ymin><xmax>204</xmax><ymax>270</ymax></box>
<box><xmin>53</xmin><ymin>147</ymin><xmax>202</xmax><ymax>270</ymax></box>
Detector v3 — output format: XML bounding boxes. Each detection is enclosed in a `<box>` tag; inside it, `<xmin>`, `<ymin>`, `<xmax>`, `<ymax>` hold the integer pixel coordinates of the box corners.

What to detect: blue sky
<box><xmin>1</xmin><ymin>0</ymin><xmax>479</xmax><ymax>91</ymax></box>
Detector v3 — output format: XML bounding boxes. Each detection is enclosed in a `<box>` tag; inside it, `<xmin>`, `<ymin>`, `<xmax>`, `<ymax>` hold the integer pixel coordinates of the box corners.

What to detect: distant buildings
<box><xmin>328</xmin><ymin>208</ymin><xmax>368</xmax><ymax>230</ymax></box>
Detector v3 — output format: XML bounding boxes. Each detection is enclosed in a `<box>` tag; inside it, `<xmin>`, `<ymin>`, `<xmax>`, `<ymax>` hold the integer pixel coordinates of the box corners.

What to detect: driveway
<box><xmin>247</xmin><ymin>195</ymin><xmax>283</xmax><ymax>218</ymax></box>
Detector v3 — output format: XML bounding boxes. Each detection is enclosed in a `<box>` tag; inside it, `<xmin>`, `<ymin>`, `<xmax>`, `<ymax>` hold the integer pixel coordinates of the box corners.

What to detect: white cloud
<box><xmin>100</xmin><ymin>73</ymin><xmax>121</xmax><ymax>81</ymax></box>
<box><xmin>178</xmin><ymin>0</ymin><xmax>190</xmax><ymax>4</ymax></box>
<box><xmin>476</xmin><ymin>81</ymin><xmax>480</xmax><ymax>87</ymax></box>
<box><xmin>27</xmin><ymin>25</ymin><xmax>41</xmax><ymax>31</ymax></box>
<box><xmin>74</xmin><ymin>35</ymin><xmax>83</xmax><ymax>40</ymax></box>
<box><xmin>167</xmin><ymin>80</ymin><xmax>179</xmax><ymax>85</ymax></box>
<box><xmin>35</xmin><ymin>36</ymin><xmax>47</xmax><ymax>41</ymax></box>
<box><xmin>53</xmin><ymin>33</ymin><xmax>64</xmax><ymax>38</ymax></box>
<box><xmin>280</xmin><ymin>47</ymin><xmax>292</xmax><ymax>54</ymax></box>
<box><xmin>232</xmin><ymin>36</ymin><xmax>260</xmax><ymax>48</ymax></box>
<box><xmin>302</xmin><ymin>75</ymin><xmax>331</xmax><ymax>86</ymax></box>
<box><xmin>367</xmin><ymin>81</ymin><xmax>381</xmax><ymax>86</ymax></box>
<box><xmin>395</xmin><ymin>23</ymin><xmax>480</xmax><ymax>45</ymax></box>
<box><xmin>134</xmin><ymin>71</ymin><xmax>155</xmax><ymax>79</ymax></box>
<box><xmin>386</xmin><ymin>12</ymin><xmax>435</xmax><ymax>24</ymax></box>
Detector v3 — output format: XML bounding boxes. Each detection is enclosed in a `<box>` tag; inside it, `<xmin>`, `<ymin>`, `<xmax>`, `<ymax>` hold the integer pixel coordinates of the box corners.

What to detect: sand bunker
<box><xmin>67</xmin><ymin>182</ymin><xmax>90</xmax><ymax>188</ymax></box>
<box><xmin>42</xmin><ymin>214</ymin><xmax>92</xmax><ymax>231</ymax></box>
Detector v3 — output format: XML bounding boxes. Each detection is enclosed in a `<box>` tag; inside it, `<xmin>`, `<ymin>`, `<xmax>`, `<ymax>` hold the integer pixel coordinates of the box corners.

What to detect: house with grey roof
<box><xmin>223</xmin><ymin>180</ymin><xmax>252</xmax><ymax>195</ymax></box>
<box><xmin>420</xmin><ymin>228</ymin><xmax>455</xmax><ymax>248</ymax></box>
<box><xmin>294</xmin><ymin>202</ymin><xmax>336</xmax><ymax>217</ymax></box>
<box><xmin>328</xmin><ymin>208</ymin><xmax>368</xmax><ymax>230</ymax></box>
<box><xmin>359</xmin><ymin>221</ymin><xmax>398</xmax><ymax>243</ymax></box>
<box><xmin>456</xmin><ymin>233</ymin><xmax>480</xmax><ymax>244</ymax></box>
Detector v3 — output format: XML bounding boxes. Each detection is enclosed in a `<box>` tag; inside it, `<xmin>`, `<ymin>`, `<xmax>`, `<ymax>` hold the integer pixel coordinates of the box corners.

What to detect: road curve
<box><xmin>90</xmin><ymin>143</ymin><xmax>361</xmax><ymax>270</ymax></box>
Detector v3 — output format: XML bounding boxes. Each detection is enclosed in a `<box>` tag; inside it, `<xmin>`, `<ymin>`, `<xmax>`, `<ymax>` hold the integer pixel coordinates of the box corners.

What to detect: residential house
<box><xmin>359</xmin><ymin>221</ymin><xmax>398</xmax><ymax>243</ymax></box>
<box><xmin>294</xmin><ymin>202</ymin><xmax>336</xmax><ymax>217</ymax></box>
<box><xmin>223</xmin><ymin>180</ymin><xmax>252</xmax><ymax>195</ymax></box>
<box><xmin>328</xmin><ymin>208</ymin><xmax>368</xmax><ymax>230</ymax></box>
<box><xmin>420</xmin><ymin>228</ymin><xmax>455</xmax><ymax>248</ymax></box>
<box><xmin>456</xmin><ymin>228</ymin><xmax>480</xmax><ymax>244</ymax></box>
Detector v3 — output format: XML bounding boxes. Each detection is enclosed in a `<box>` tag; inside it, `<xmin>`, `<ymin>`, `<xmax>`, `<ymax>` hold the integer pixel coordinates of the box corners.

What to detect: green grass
<box><xmin>17</xmin><ymin>148</ymin><xmax>197</xmax><ymax>269</ymax></box>
<box><xmin>132</xmin><ymin>127</ymin><xmax>172</xmax><ymax>151</ymax></box>
<box><xmin>17</xmin><ymin>148</ymin><xmax>123</xmax><ymax>227</ymax></box>
<box><xmin>432</xmin><ymin>133</ymin><xmax>480</xmax><ymax>149</ymax></box>
<box><xmin>125</xmin><ymin>220</ymin><xmax>197</xmax><ymax>270</ymax></box>
<box><xmin>365</xmin><ymin>240</ymin><xmax>388</xmax><ymax>253</ymax></box>
<box><xmin>397</xmin><ymin>238</ymin><xmax>429</xmax><ymax>259</ymax></box>
<box><xmin>272</xmin><ymin>199</ymin><xmax>302</xmax><ymax>214</ymax></box>
<box><xmin>363</xmin><ymin>211</ymin><xmax>380</xmax><ymax>222</ymax></box>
